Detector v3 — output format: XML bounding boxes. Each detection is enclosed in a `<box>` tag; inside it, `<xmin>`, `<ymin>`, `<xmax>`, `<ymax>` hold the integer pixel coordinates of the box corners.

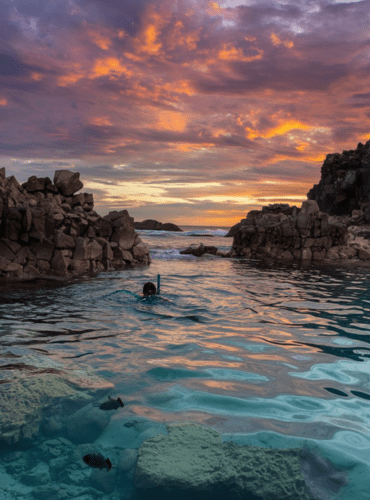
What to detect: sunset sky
<box><xmin>1</xmin><ymin>0</ymin><xmax>370</xmax><ymax>226</ymax></box>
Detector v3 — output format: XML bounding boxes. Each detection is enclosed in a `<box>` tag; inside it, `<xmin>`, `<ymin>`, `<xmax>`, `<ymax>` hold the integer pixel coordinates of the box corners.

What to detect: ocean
<box><xmin>1</xmin><ymin>225</ymin><xmax>370</xmax><ymax>499</ymax></box>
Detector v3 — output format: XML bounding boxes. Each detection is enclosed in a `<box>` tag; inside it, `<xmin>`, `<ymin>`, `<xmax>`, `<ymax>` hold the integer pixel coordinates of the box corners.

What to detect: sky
<box><xmin>1</xmin><ymin>0</ymin><xmax>370</xmax><ymax>226</ymax></box>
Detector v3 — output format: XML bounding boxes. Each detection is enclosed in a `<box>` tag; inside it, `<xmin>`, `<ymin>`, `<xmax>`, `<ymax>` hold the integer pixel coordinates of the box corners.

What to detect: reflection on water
<box><xmin>1</xmin><ymin>255</ymin><xmax>370</xmax><ymax>436</ymax></box>
<box><xmin>1</xmin><ymin>228</ymin><xmax>370</xmax><ymax>498</ymax></box>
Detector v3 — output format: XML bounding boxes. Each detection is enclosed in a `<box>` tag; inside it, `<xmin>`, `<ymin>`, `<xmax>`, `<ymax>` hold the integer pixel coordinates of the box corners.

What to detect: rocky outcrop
<box><xmin>134</xmin><ymin>219</ymin><xmax>182</xmax><ymax>231</ymax></box>
<box><xmin>228</xmin><ymin>201</ymin><xmax>370</xmax><ymax>263</ymax></box>
<box><xmin>0</xmin><ymin>369</ymin><xmax>109</xmax><ymax>446</ymax></box>
<box><xmin>135</xmin><ymin>423</ymin><xmax>343</xmax><ymax>500</ymax></box>
<box><xmin>0</xmin><ymin>169</ymin><xmax>150</xmax><ymax>280</ymax></box>
<box><xmin>307</xmin><ymin>139</ymin><xmax>370</xmax><ymax>215</ymax></box>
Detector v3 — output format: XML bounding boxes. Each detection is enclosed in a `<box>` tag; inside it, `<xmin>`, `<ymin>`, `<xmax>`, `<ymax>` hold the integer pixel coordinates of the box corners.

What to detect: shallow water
<box><xmin>1</xmin><ymin>226</ymin><xmax>370</xmax><ymax>499</ymax></box>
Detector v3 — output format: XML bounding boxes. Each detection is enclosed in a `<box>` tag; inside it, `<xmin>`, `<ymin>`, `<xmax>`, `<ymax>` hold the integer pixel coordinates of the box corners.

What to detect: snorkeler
<box><xmin>142</xmin><ymin>274</ymin><xmax>161</xmax><ymax>296</ymax></box>
<box><xmin>143</xmin><ymin>282</ymin><xmax>157</xmax><ymax>296</ymax></box>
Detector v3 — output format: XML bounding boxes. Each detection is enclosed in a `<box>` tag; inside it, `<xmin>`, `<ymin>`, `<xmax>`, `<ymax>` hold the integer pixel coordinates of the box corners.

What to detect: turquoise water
<box><xmin>1</xmin><ymin>226</ymin><xmax>370</xmax><ymax>499</ymax></box>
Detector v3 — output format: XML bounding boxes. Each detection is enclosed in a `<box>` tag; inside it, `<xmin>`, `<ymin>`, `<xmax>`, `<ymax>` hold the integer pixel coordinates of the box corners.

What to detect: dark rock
<box><xmin>307</xmin><ymin>139</ymin><xmax>370</xmax><ymax>215</ymax></box>
<box><xmin>228</xmin><ymin>200</ymin><xmax>361</xmax><ymax>263</ymax></box>
<box><xmin>73</xmin><ymin>237</ymin><xmax>89</xmax><ymax>260</ymax></box>
<box><xmin>99</xmin><ymin>219</ymin><xmax>112</xmax><ymax>238</ymax></box>
<box><xmin>55</xmin><ymin>231</ymin><xmax>75</xmax><ymax>249</ymax></box>
<box><xmin>134</xmin><ymin>219</ymin><xmax>182</xmax><ymax>231</ymax></box>
<box><xmin>3</xmin><ymin>238</ymin><xmax>21</xmax><ymax>255</ymax></box>
<box><xmin>132</xmin><ymin>242</ymin><xmax>150</xmax><ymax>261</ymax></box>
<box><xmin>104</xmin><ymin>209</ymin><xmax>130</xmax><ymax>222</ymax></box>
<box><xmin>5</xmin><ymin>219</ymin><xmax>21</xmax><ymax>240</ymax></box>
<box><xmin>54</xmin><ymin>170</ymin><xmax>83</xmax><ymax>196</ymax></box>
<box><xmin>32</xmin><ymin>239</ymin><xmax>55</xmax><ymax>261</ymax></box>
<box><xmin>0</xmin><ymin>170</ymin><xmax>151</xmax><ymax>280</ymax></box>
<box><xmin>0</xmin><ymin>255</ymin><xmax>11</xmax><ymax>271</ymax></box>
<box><xmin>50</xmin><ymin>250</ymin><xmax>70</xmax><ymax>275</ymax></box>
<box><xmin>180</xmin><ymin>243</ymin><xmax>207</xmax><ymax>256</ymax></box>
<box><xmin>88</xmin><ymin>240</ymin><xmax>103</xmax><ymax>261</ymax></box>
<box><xmin>22</xmin><ymin>176</ymin><xmax>51</xmax><ymax>192</ymax></box>
<box><xmin>0</xmin><ymin>241</ymin><xmax>15</xmax><ymax>261</ymax></box>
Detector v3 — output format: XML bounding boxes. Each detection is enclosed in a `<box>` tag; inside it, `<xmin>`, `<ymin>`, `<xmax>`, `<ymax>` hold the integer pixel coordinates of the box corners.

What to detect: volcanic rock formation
<box><xmin>307</xmin><ymin>139</ymin><xmax>370</xmax><ymax>215</ymax></box>
<box><xmin>228</xmin><ymin>201</ymin><xmax>370</xmax><ymax>263</ymax></box>
<box><xmin>0</xmin><ymin>169</ymin><xmax>150</xmax><ymax>280</ymax></box>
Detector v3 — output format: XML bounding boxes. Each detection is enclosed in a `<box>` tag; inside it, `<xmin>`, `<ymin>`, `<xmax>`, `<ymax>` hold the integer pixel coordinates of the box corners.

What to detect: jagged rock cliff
<box><xmin>0</xmin><ymin>169</ymin><xmax>150</xmax><ymax>280</ymax></box>
<box><xmin>307</xmin><ymin>139</ymin><xmax>370</xmax><ymax>215</ymax></box>
<box><xmin>229</xmin><ymin>201</ymin><xmax>370</xmax><ymax>263</ymax></box>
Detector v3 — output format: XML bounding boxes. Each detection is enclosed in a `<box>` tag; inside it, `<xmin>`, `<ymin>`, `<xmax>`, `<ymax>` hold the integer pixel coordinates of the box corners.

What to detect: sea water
<box><xmin>1</xmin><ymin>226</ymin><xmax>370</xmax><ymax>499</ymax></box>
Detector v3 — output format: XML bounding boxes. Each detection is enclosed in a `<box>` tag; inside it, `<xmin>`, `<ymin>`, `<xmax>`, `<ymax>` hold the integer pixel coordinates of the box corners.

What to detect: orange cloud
<box><xmin>88</xmin><ymin>30</ymin><xmax>112</xmax><ymax>50</ymax></box>
<box><xmin>157</xmin><ymin>110</ymin><xmax>187</xmax><ymax>131</ymax></box>
<box><xmin>91</xmin><ymin>57</ymin><xmax>132</xmax><ymax>79</ymax></box>
<box><xmin>209</xmin><ymin>2</ymin><xmax>223</xmax><ymax>14</ymax></box>
<box><xmin>89</xmin><ymin>117</ymin><xmax>113</xmax><ymax>126</ymax></box>
<box><xmin>31</xmin><ymin>72</ymin><xmax>44</xmax><ymax>81</ymax></box>
<box><xmin>0</xmin><ymin>98</ymin><xmax>8</xmax><ymax>106</ymax></box>
<box><xmin>133</xmin><ymin>7</ymin><xmax>169</xmax><ymax>57</ymax></box>
<box><xmin>57</xmin><ymin>72</ymin><xmax>84</xmax><ymax>87</ymax></box>
<box><xmin>246</xmin><ymin>120</ymin><xmax>313</xmax><ymax>139</ymax></box>
<box><xmin>161</xmin><ymin>80</ymin><xmax>196</xmax><ymax>97</ymax></box>
<box><xmin>174</xmin><ymin>142</ymin><xmax>215</xmax><ymax>152</ymax></box>
<box><xmin>218</xmin><ymin>43</ymin><xmax>264</xmax><ymax>62</ymax></box>
<box><xmin>270</xmin><ymin>33</ymin><xmax>294</xmax><ymax>49</ymax></box>
<box><xmin>166</xmin><ymin>20</ymin><xmax>200</xmax><ymax>52</ymax></box>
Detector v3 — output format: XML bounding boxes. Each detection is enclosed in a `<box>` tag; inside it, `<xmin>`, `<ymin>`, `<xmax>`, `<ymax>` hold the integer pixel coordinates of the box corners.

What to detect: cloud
<box><xmin>1</xmin><ymin>0</ymin><xmax>370</xmax><ymax>224</ymax></box>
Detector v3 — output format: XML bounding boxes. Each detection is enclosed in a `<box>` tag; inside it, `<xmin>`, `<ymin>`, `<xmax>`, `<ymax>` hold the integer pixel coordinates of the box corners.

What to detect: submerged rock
<box><xmin>135</xmin><ymin>423</ymin><xmax>315</xmax><ymax>500</ymax></box>
<box><xmin>180</xmin><ymin>243</ymin><xmax>225</xmax><ymax>257</ymax></box>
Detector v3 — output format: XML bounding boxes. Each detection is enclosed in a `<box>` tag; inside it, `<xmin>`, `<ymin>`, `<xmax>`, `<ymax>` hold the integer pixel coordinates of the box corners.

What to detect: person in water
<box><xmin>143</xmin><ymin>282</ymin><xmax>156</xmax><ymax>296</ymax></box>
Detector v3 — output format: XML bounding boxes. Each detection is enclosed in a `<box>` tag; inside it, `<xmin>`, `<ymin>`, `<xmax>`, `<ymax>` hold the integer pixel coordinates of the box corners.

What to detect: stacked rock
<box><xmin>229</xmin><ymin>200</ymin><xmax>358</xmax><ymax>262</ymax></box>
<box><xmin>307</xmin><ymin>139</ymin><xmax>370</xmax><ymax>215</ymax></box>
<box><xmin>0</xmin><ymin>169</ymin><xmax>150</xmax><ymax>280</ymax></box>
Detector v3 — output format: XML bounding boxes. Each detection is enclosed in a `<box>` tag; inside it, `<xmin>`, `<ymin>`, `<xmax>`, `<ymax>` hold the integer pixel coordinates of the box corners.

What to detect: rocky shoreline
<box><xmin>227</xmin><ymin>200</ymin><xmax>370</xmax><ymax>263</ymax></box>
<box><xmin>180</xmin><ymin>200</ymin><xmax>370</xmax><ymax>264</ymax></box>
<box><xmin>0</xmin><ymin>169</ymin><xmax>150</xmax><ymax>281</ymax></box>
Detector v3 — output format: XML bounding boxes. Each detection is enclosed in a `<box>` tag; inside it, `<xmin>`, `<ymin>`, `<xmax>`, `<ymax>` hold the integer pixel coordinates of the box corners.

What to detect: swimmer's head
<box><xmin>143</xmin><ymin>282</ymin><xmax>157</xmax><ymax>296</ymax></box>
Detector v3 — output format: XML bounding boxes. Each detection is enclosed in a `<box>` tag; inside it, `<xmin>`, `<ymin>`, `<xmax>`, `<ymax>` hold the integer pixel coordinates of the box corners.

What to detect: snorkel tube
<box><xmin>157</xmin><ymin>274</ymin><xmax>161</xmax><ymax>294</ymax></box>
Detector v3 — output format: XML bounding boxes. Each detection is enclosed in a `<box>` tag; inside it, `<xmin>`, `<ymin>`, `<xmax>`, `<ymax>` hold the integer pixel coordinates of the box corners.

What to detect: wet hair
<box><xmin>143</xmin><ymin>282</ymin><xmax>157</xmax><ymax>296</ymax></box>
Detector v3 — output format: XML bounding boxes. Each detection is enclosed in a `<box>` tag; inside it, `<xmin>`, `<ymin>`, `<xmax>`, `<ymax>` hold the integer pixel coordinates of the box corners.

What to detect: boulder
<box><xmin>88</xmin><ymin>240</ymin><xmax>103</xmax><ymax>260</ymax></box>
<box><xmin>180</xmin><ymin>243</ymin><xmax>206</xmax><ymax>256</ymax></box>
<box><xmin>54</xmin><ymin>170</ymin><xmax>83</xmax><ymax>196</ymax></box>
<box><xmin>73</xmin><ymin>237</ymin><xmax>89</xmax><ymax>260</ymax></box>
<box><xmin>70</xmin><ymin>259</ymin><xmax>90</xmax><ymax>275</ymax></box>
<box><xmin>111</xmin><ymin>227</ymin><xmax>136</xmax><ymax>250</ymax></box>
<box><xmin>50</xmin><ymin>250</ymin><xmax>70</xmax><ymax>276</ymax></box>
<box><xmin>132</xmin><ymin>243</ymin><xmax>150</xmax><ymax>261</ymax></box>
<box><xmin>32</xmin><ymin>239</ymin><xmax>55</xmax><ymax>261</ymax></box>
<box><xmin>135</xmin><ymin>423</ymin><xmax>315</xmax><ymax>500</ymax></box>
<box><xmin>22</xmin><ymin>176</ymin><xmax>51</xmax><ymax>193</ymax></box>
<box><xmin>134</xmin><ymin>219</ymin><xmax>182</xmax><ymax>231</ymax></box>
<box><xmin>0</xmin><ymin>241</ymin><xmax>15</xmax><ymax>261</ymax></box>
<box><xmin>55</xmin><ymin>231</ymin><xmax>75</xmax><ymax>249</ymax></box>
